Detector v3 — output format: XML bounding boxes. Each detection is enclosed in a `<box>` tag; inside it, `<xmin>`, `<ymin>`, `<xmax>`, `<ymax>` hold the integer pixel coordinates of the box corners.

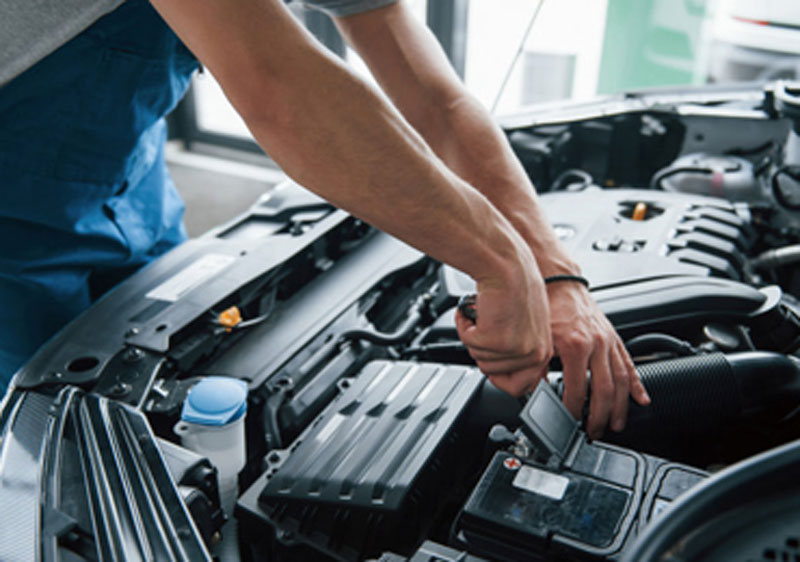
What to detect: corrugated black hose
<box><xmin>602</xmin><ymin>352</ymin><xmax>800</xmax><ymax>452</ymax></box>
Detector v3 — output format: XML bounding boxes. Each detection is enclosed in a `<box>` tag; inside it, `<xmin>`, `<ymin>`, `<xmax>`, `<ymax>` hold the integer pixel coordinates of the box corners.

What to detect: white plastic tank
<box><xmin>174</xmin><ymin>376</ymin><xmax>248</xmax><ymax>560</ymax></box>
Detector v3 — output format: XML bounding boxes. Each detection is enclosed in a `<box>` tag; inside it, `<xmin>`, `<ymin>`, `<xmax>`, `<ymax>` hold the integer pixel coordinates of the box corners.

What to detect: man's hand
<box><xmin>547</xmin><ymin>281</ymin><xmax>650</xmax><ymax>439</ymax></box>
<box><xmin>455</xmin><ymin>250</ymin><xmax>553</xmax><ymax>397</ymax></box>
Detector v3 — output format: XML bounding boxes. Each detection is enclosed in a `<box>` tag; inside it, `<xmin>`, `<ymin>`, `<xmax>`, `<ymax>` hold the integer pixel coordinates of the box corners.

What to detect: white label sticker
<box><xmin>146</xmin><ymin>254</ymin><xmax>235</xmax><ymax>302</ymax></box>
<box><xmin>512</xmin><ymin>465</ymin><xmax>570</xmax><ymax>501</ymax></box>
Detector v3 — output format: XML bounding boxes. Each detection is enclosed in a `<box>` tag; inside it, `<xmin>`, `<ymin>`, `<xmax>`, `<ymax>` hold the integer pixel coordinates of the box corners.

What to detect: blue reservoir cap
<box><xmin>181</xmin><ymin>377</ymin><xmax>248</xmax><ymax>426</ymax></box>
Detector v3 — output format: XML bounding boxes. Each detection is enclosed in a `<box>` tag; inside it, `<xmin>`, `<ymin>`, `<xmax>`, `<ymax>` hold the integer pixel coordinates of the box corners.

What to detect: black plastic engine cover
<box><xmin>539</xmin><ymin>188</ymin><xmax>752</xmax><ymax>287</ymax></box>
<box><xmin>239</xmin><ymin>360</ymin><xmax>485</xmax><ymax>561</ymax></box>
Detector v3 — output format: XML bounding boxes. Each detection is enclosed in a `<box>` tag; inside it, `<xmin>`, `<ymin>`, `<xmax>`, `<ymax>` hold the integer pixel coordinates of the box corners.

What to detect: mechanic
<box><xmin>0</xmin><ymin>0</ymin><xmax>648</xmax><ymax>437</ymax></box>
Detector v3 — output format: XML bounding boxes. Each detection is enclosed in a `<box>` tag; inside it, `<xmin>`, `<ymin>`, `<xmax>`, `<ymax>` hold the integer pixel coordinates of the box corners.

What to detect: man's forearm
<box><xmin>150</xmin><ymin>0</ymin><xmax>534</xmax><ymax>289</ymax></box>
<box><xmin>334</xmin><ymin>3</ymin><xmax>578</xmax><ymax>277</ymax></box>
<box><xmin>421</xmin><ymin>93</ymin><xmax>581</xmax><ymax>278</ymax></box>
<box><xmin>245</xmin><ymin>53</ymin><xmax>535</xmax><ymax>288</ymax></box>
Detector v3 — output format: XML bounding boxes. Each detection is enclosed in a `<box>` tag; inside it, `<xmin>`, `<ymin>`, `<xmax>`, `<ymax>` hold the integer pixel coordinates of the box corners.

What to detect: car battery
<box><xmin>453</xmin><ymin>382</ymin><xmax>707</xmax><ymax>561</ymax></box>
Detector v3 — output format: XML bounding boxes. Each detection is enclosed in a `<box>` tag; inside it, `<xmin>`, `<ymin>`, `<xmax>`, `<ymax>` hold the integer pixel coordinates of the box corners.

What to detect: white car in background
<box><xmin>709</xmin><ymin>0</ymin><xmax>800</xmax><ymax>82</ymax></box>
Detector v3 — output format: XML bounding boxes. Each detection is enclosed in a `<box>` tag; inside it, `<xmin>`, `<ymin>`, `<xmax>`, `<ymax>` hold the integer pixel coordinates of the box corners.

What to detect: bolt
<box><xmin>125</xmin><ymin>327</ymin><xmax>140</xmax><ymax>338</ymax></box>
<box><xmin>151</xmin><ymin>382</ymin><xmax>169</xmax><ymax>399</ymax></box>
<box><xmin>122</xmin><ymin>348</ymin><xmax>144</xmax><ymax>364</ymax></box>
<box><xmin>109</xmin><ymin>383</ymin><xmax>131</xmax><ymax>398</ymax></box>
<box><xmin>49</xmin><ymin>371</ymin><xmax>63</xmax><ymax>380</ymax></box>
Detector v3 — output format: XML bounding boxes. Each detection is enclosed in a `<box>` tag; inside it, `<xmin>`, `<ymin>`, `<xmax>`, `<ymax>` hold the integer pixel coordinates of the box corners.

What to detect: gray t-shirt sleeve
<box><xmin>0</xmin><ymin>0</ymin><xmax>123</xmax><ymax>85</ymax></box>
<box><xmin>300</xmin><ymin>0</ymin><xmax>399</xmax><ymax>18</ymax></box>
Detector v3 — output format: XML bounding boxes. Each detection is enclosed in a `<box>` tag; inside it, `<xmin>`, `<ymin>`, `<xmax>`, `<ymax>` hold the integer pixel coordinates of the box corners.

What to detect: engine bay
<box><xmin>6</xmin><ymin>81</ymin><xmax>800</xmax><ymax>561</ymax></box>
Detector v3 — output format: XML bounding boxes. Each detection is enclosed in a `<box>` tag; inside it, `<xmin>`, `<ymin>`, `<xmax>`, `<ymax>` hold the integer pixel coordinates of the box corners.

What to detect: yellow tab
<box><xmin>632</xmin><ymin>202</ymin><xmax>647</xmax><ymax>221</ymax></box>
<box><xmin>218</xmin><ymin>306</ymin><xmax>242</xmax><ymax>331</ymax></box>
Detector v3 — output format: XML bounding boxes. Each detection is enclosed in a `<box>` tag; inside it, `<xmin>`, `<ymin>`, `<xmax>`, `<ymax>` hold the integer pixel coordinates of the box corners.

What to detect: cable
<box><xmin>724</xmin><ymin>141</ymin><xmax>774</xmax><ymax>158</ymax></box>
<box><xmin>401</xmin><ymin>342</ymin><xmax>471</xmax><ymax>362</ymax></box>
<box><xmin>340</xmin><ymin>309</ymin><xmax>422</xmax><ymax>345</ymax></box>
<box><xmin>550</xmin><ymin>168</ymin><xmax>593</xmax><ymax>192</ymax></box>
<box><xmin>339</xmin><ymin>294</ymin><xmax>431</xmax><ymax>346</ymax></box>
<box><xmin>650</xmin><ymin>166</ymin><xmax>712</xmax><ymax>190</ymax></box>
<box><xmin>625</xmin><ymin>333</ymin><xmax>697</xmax><ymax>358</ymax></box>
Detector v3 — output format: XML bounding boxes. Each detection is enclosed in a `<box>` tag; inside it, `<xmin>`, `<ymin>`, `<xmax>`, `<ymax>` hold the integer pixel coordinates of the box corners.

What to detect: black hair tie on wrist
<box><xmin>544</xmin><ymin>274</ymin><xmax>590</xmax><ymax>288</ymax></box>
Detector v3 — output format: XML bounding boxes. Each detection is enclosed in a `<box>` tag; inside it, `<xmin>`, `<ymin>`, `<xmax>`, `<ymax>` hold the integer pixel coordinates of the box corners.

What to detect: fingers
<box><xmin>545</xmin><ymin>278</ymin><xmax>656</xmax><ymax>438</ymax></box>
<box><xmin>585</xmin><ymin>339</ymin><xmax>650</xmax><ymax>438</ymax></box>
<box><xmin>456</xmin><ymin>312</ymin><xmax>550</xmax><ymax>362</ymax></box>
<box><xmin>560</xmin><ymin>345</ymin><xmax>589</xmax><ymax>421</ymax></box>
<box><xmin>454</xmin><ymin>307</ymin><xmax>502</xmax><ymax>353</ymax></box>
<box><xmin>586</xmin><ymin>349</ymin><xmax>613</xmax><ymax>439</ymax></box>
<box><xmin>627</xmin><ymin>351</ymin><xmax>651</xmax><ymax>406</ymax></box>
<box><xmin>454</xmin><ymin>291</ymin><xmax>552</xmax><ymax>365</ymax></box>
<box><xmin>609</xmin><ymin>343</ymin><xmax>631</xmax><ymax>432</ymax></box>
<box><xmin>467</xmin><ymin>340</ymin><xmax>550</xmax><ymax>374</ymax></box>
<box><xmin>487</xmin><ymin>365</ymin><xmax>546</xmax><ymax>397</ymax></box>
<box><xmin>454</xmin><ymin>281</ymin><xmax>553</xmax><ymax>404</ymax></box>
<box><xmin>475</xmin><ymin>354</ymin><xmax>547</xmax><ymax>375</ymax></box>
<box><xmin>454</xmin><ymin>307</ymin><xmax>477</xmax><ymax>342</ymax></box>
<box><xmin>560</xmin><ymin>334</ymin><xmax>632</xmax><ymax>439</ymax></box>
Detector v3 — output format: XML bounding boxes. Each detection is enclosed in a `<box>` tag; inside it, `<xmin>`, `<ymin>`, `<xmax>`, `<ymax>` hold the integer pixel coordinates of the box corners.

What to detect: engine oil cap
<box><xmin>181</xmin><ymin>377</ymin><xmax>248</xmax><ymax>426</ymax></box>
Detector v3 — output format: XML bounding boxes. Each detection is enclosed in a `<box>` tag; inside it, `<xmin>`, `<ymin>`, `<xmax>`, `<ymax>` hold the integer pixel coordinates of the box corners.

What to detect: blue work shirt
<box><xmin>0</xmin><ymin>0</ymin><xmax>198</xmax><ymax>394</ymax></box>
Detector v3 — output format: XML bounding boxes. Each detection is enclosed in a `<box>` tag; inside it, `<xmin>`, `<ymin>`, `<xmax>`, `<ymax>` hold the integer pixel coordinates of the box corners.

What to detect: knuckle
<box><xmin>592</xmin><ymin>332</ymin><xmax>607</xmax><ymax>349</ymax></box>
<box><xmin>530</xmin><ymin>346</ymin><xmax>552</xmax><ymax>365</ymax></box>
<box><xmin>561</xmin><ymin>333</ymin><xmax>585</xmax><ymax>352</ymax></box>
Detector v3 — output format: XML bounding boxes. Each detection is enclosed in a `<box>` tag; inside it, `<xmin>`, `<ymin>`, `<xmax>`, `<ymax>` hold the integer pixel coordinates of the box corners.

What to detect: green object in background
<box><xmin>597</xmin><ymin>0</ymin><xmax>708</xmax><ymax>94</ymax></box>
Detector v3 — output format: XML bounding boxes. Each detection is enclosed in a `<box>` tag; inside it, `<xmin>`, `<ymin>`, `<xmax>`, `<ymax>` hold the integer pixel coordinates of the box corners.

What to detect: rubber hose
<box><xmin>625</xmin><ymin>333</ymin><xmax>696</xmax><ymax>357</ymax></box>
<box><xmin>748</xmin><ymin>244</ymin><xmax>800</xmax><ymax>271</ymax></box>
<box><xmin>650</xmin><ymin>166</ymin><xmax>712</xmax><ymax>190</ymax></box>
<box><xmin>339</xmin><ymin>309</ymin><xmax>422</xmax><ymax>345</ymax></box>
<box><xmin>606</xmin><ymin>352</ymin><xmax>800</xmax><ymax>449</ymax></box>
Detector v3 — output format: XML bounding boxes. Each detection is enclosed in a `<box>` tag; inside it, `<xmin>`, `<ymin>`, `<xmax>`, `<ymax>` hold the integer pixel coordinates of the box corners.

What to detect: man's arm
<box><xmin>332</xmin><ymin>1</ymin><xmax>649</xmax><ymax>437</ymax></box>
<box><xmin>148</xmin><ymin>0</ymin><xmax>553</xmax><ymax>385</ymax></box>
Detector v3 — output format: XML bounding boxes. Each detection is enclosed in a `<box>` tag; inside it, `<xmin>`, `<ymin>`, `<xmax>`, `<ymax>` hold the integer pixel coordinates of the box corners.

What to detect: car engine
<box><xmin>3</xmin><ymin>81</ymin><xmax>800</xmax><ymax>562</ymax></box>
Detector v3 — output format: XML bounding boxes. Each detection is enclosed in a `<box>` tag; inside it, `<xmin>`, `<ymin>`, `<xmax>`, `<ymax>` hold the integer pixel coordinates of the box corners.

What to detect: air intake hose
<box><xmin>602</xmin><ymin>352</ymin><xmax>800</xmax><ymax>450</ymax></box>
